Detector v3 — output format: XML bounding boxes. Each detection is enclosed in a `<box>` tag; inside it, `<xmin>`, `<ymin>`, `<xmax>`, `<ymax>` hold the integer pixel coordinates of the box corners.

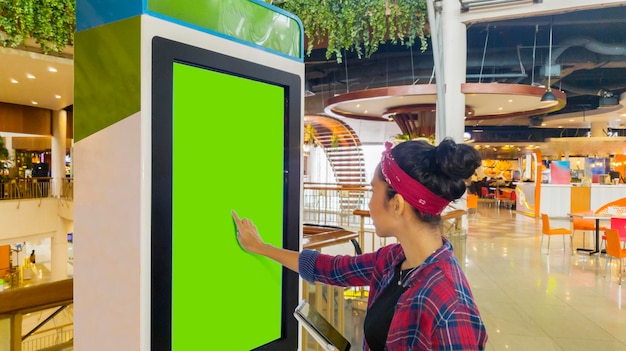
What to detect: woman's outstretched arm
<box><xmin>232</xmin><ymin>210</ymin><xmax>300</xmax><ymax>273</ymax></box>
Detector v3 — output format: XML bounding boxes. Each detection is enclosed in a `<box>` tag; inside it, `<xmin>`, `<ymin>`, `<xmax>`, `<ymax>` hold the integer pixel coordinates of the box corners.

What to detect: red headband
<box><xmin>380</xmin><ymin>142</ymin><xmax>450</xmax><ymax>216</ymax></box>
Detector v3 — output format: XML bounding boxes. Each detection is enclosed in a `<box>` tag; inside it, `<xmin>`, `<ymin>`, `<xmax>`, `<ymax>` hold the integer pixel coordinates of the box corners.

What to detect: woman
<box><xmin>232</xmin><ymin>138</ymin><xmax>487</xmax><ymax>350</ymax></box>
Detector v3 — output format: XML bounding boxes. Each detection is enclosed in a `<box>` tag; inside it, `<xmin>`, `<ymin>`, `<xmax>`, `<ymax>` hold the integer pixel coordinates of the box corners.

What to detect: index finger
<box><xmin>231</xmin><ymin>210</ymin><xmax>241</xmax><ymax>224</ymax></box>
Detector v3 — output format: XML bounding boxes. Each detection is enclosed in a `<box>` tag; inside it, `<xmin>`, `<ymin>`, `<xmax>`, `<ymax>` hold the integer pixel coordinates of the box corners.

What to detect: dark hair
<box><xmin>378</xmin><ymin>138</ymin><xmax>481</xmax><ymax>224</ymax></box>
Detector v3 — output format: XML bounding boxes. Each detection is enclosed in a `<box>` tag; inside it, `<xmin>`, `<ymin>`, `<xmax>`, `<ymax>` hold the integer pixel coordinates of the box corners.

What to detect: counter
<box><xmin>540</xmin><ymin>184</ymin><xmax>626</xmax><ymax>218</ymax></box>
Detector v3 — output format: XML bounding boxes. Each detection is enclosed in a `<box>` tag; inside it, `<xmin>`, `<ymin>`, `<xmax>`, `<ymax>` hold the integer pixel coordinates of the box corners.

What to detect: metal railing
<box><xmin>303</xmin><ymin>183</ymin><xmax>373</xmax><ymax>229</ymax></box>
<box><xmin>0</xmin><ymin>178</ymin><xmax>51</xmax><ymax>200</ymax></box>
<box><xmin>0</xmin><ymin>177</ymin><xmax>73</xmax><ymax>201</ymax></box>
<box><xmin>22</xmin><ymin>327</ymin><xmax>73</xmax><ymax>351</ymax></box>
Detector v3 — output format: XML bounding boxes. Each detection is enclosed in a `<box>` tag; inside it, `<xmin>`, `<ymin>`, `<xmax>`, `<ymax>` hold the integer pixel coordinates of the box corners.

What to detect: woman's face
<box><xmin>368</xmin><ymin>167</ymin><xmax>395</xmax><ymax>237</ymax></box>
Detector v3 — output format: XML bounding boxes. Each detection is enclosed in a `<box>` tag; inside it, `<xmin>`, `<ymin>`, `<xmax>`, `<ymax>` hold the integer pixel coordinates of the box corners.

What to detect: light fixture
<box><xmin>541</xmin><ymin>89</ymin><xmax>557</xmax><ymax>102</ymax></box>
<box><xmin>541</xmin><ymin>19</ymin><xmax>556</xmax><ymax>103</ymax></box>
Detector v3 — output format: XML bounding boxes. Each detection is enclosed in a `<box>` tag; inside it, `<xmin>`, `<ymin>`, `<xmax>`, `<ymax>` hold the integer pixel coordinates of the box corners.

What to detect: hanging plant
<box><xmin>304</xmin><ymin>123</ymin><xmax>318</xmax><ymax>147</ymax></box>
<box><xmin>0</xmin><ymin>0</ymin><xmax>76</xmax><ymax>54</ymax></box>
<box><xmin>276</xmin><ymin>0</ymin><xmax>429</xmax><ymax>62</ymax></box>
<box><xmin>330</xmin><ymin>132</ymin><xmax>340</xmax><ymax>148</ymax></box>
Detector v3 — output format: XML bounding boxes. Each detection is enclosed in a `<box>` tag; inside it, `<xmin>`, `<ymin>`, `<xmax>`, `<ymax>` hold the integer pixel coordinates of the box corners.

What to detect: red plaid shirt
<box><xmin>299</xmin><ymin>238</ymin><xmax>487</xmax><ymax>350</ymax></box>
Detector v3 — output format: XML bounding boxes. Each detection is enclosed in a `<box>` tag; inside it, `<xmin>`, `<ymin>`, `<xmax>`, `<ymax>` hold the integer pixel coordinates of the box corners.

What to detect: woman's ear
<box><xmin>392</xmin><ymin>193</ymin><xmax>406</xmax><ymax>215</ymax></box>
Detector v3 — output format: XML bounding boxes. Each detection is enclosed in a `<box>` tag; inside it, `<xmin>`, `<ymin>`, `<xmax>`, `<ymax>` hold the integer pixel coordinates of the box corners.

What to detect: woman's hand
<box><xmin>232</xmin><ymin>210</ymin><xmax>267</xmax><ymax>255</ymax></box>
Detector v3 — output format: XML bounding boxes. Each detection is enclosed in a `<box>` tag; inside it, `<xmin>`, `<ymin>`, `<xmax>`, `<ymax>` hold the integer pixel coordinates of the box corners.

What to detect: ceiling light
<box><xmin>10</xmin><ymin>78</ymin><xmax>18</xmax><ymax>84</ymax></box>
<box><xmin>31</xmin><ymin>101</ymin><xmax>38</xmax><ymax>105</ymax></box>
<box><xmin>48</xmin><ymin>67</ymin><xmax>57</xmax><ymax>72</ymax></box>
<box><xmin>540</xmin><ymin>89</ymin><xmax>557</xmax><ymax>103</ymax></box>
<box><xmin>508</xmin><ymin>99</ymin><xmax>513</xmax><ymax>103</ymax></box>
<box><xmin>55</xmin><ymin>95</ymin><xmax>62</xmax><ymax>99</ymax></box>
<box><xmin>541</xmin><ymin>123</ymin><xmax>546</xmax><ymax>126</ymax></box>
<box><xmin>26</xmin><ymin>73</ymin><xmax>36</xmax><ymax>79</ymax></box>
<box><xmin>569</xmin><ymin>119</ymin><xmax>574</xmax><ymax>122</ymax></box>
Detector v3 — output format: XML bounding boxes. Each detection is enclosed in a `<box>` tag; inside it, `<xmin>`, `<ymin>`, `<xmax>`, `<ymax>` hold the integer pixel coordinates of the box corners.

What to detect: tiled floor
<box><xmin>464</xmin><ymin>205</ymin><xmax>626</xmax><ymax>350</ymax></box>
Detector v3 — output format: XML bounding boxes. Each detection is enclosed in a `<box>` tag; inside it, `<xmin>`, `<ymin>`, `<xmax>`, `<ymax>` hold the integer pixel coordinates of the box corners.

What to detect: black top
<box><xmin>363</xmin><ymin>265</ymin><xmax>409</xmax><ymax>351</ymax></box>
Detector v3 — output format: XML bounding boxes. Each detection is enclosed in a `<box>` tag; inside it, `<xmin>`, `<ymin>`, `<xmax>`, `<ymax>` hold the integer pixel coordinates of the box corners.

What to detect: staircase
<box><xmin>305</xmin><ymin>115</ymin><xmax>368</xmax><ymax>215</ymax></box>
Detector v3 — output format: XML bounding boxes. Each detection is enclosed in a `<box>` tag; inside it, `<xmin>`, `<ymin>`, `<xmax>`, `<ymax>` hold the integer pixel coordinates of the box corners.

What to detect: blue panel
<box><xmin>77</xmin><ymin>0</ymin><xmax>144</xmax><ymax>32</ymax></box>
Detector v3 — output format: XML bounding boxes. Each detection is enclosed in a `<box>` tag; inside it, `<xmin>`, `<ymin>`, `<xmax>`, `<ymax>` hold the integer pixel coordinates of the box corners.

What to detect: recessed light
<box><xmin>10</xmin><ymin>78</ymin><xmax>18</xmax><ymax>84</ymax></box>
<box><xmin>498</xmin><ymin>107</ymin><xmax>503</xmax><ymax>111</ymax></box>
<box><xmin>54</xmin><ymin>95</ymin><xmax>62</xmax><ymax>99</ymax></box>
<box><xmin>558</xmin><ymin>125</ymin><xmax>563</xmax><ymax>128</ymax></box>
<box><xmin>48</xmin><ymin>67</ymin><xmax>57</xmax><ymax>72</ymax></box>
<box><xmin>569</xmin><ymin>119</ymin><xmax>574</xmax><ymax>122</ymax></box>
<box><xmin>364</xmin><ymin>110</ymin><xmax>368</xmax><ymax>114</ymax></box>
<box><xmin>541</xmin><ymin>123</ymin><xmax>546</xmax><ymax>126</ymax></box>
<box><xmin>26</xmin><ymin>73</ymin><xmax>36</xmax><ymax>79</ymax></box>
<box><xmin>31</xmin><ymin>101</ymin><xmax>38</xmax><ymax>105</ymax></box>
<box><xmin>508</xmin><ymin>99</ymin><xmax>513</xmax><ymax>103</ymax></box>
<box><xmin>355</xmin><ymin>104</ymin><xmax>361</xmax><ymax>108</ymax></box>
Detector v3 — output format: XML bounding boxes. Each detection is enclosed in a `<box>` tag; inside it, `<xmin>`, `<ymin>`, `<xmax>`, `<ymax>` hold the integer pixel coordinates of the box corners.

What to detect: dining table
<box><xmin>568</xmin><ymin>212</ymin><xmax>613</xmax><ymax>255</ymax></box>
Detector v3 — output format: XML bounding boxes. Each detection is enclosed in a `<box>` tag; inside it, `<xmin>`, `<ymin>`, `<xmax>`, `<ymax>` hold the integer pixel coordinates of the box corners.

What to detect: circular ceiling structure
<box><xmin>323</xmin><ymin>83</ymin><xmax>567</xmax><ymax>130</ymax></box>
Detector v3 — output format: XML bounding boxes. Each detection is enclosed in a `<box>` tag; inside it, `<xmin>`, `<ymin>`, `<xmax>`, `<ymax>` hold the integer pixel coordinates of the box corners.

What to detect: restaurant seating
<box><xmin>540</xmin><ymin>214</ymin><xmax>573</xmax><ymax>255</ymax></box>
<box><xmin>572</xmin><ymin>210</ymin><xmax>609</xmax><ymax>250</ymax></box>
<box><xmin>602</xmin><ymin>229</ymin><xmax>626</xmax><ymax>285</ymax></box>
<box><xmin>599</xmin><ymin>217</ymin><xmax>626</xmax><ymax>251</ymax></box>
<box><xmin>480</xmin><ymin>187</ymin><xmax>495</xmax><ymax>200</ymax></box>
<box><xmin>571</xmin><ymin>197</ymin><xmax>626</xmax><ymax>250</ymax></box>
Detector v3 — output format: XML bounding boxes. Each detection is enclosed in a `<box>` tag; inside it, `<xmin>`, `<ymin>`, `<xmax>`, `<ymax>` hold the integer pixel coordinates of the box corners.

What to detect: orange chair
<box><xmin>480</xmin><ymin>187</ymin><xmax>496</xmax><ymax>208</ymax></box>
<box><xmin>602</xmin><ymin>229</ymin><xmax>626</xmax><ymax>285</ymax></box>
<box><xmin>467</xmin><ymin>194</ymin><xmax>478</xmax><ymax>215</ymax></box>
<box><xmin>599</xmin><ymin>217</ymin><xmax>626</xmax><ymax>251</ymax></box>
<box><xmin>572</xmin><ymin>210</ymin><xmax>609</xmax><ymax>249</ymax></box>
<box><xmin>584</xmin><ymin>197</ymin><xmax>626</xmax><ymax>250</ymax></box>
<box><xmin>541</xmin><ymin>214</ymin><xmax>573</xmax><ymax>255</ymax></box>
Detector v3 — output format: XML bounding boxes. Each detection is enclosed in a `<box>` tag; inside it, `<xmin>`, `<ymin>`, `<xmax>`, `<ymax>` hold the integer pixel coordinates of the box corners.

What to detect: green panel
<box><xmin>148</xmin><ymin>0</ymin><xmax>302</xmax><ymax>58</ymax></box>
<box><xmin>74</xmin><ymin>17</ymin><xmax>141</xmax><ymax>141</ymax></box>
<box><xmin>171</xmin><ymin>62</ymin><xmax>284</xmax><ymax>349</ymax></box>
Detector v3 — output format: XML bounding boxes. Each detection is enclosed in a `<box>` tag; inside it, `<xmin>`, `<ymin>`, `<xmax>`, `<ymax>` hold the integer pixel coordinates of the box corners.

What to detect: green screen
<box><xmin>172</xmin><ymin>62</ymin><xmax>285</xmax><ymax>349</ymax></box>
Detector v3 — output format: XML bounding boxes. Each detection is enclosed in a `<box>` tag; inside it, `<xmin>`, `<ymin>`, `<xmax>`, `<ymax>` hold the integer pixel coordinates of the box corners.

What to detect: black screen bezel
<box><xmin>151</xmin><ymin>36</ymin><xmax>301</xmax><ymax>351</ymax></box>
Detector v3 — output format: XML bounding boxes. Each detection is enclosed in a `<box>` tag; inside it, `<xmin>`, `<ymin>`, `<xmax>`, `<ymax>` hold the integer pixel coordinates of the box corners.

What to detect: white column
<box><xmin>4</xmin><ymin>136</ymin><xmax>13</xmax><ymax>160</ymax></box>
<box><xmin>52</xmin><ymin>110</ymin><xmax>67</xmax><ymax>197</ymax></box>
<box><xmin>442</xmin><ymin>0</ymin><xmax>467</xmax><ymax>143</ymax></box>
<box><xmin>51</xmin><ymin>217</ymin><xmax>70</xmax><ymax>280</ymax></box>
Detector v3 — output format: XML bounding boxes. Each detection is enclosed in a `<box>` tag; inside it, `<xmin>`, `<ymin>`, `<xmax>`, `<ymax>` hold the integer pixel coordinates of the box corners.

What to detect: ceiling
<box><xmin>304</xmin><ymin>5</ymin><xmax>626</xmax><ymax>132</ymax></box>
<box><xmin>2</xmin><ymin>5</ymin><xmax>626</xmax><ymax>140</ymax></box>
<box><xmin>0</xmin><ymin>39</ymin><xmax>73</xmax><ymax>112</ymax></box>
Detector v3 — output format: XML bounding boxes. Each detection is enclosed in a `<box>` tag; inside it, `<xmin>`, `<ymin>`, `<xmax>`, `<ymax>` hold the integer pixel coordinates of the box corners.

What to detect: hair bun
<box><xmin>435</xmin><ymin>139</ymin><xmax>481</xmax><ymax>180</ymax></box>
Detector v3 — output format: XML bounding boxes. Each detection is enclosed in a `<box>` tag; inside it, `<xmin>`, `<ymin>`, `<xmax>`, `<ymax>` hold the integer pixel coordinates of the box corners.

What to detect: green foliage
<box><xmin>0</xmin><ymin>0</ymin><xmax>76</xmax><ymax>54</ymax></box>
<box><xmin>277</xmin><ymin>0</ymin><xmax>429</xmax><ymax>62</ymax></box>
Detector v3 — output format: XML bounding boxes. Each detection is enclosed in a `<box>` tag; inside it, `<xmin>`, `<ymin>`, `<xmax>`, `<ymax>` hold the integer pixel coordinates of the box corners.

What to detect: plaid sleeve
<box><xmin>432</xmin><ymin>304</ymin><xmax>488</xmax><ymax>350</ymax></box>
<box><xmin>299</xmin><ymin>246</ymin><xmax>393</xmax><ymax>287</ymax></box>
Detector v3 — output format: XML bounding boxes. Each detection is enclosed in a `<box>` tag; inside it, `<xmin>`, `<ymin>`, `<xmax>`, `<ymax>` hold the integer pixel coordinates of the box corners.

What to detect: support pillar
<box><xmin>11</xmin><ymin>313</ymin><xmax>22</xmax><ymax>351</ymax></box>
<box><xmin>442</xmin><ymin>0</ymin><xmax>467</xmax><ymax>143</ymax></box>
<box><xmin>52</xmin><ymin>110</ymin><xmax>67</xmax><ymax>197</ymax></box>
<box><xmin>50</xmin><ymin>217</ymin><xmax>70</xmax><ymax>281</ymax></box>
<box><xmin>590</xmin><ymin>121</ymin><xmax>605</xmax><ymax>137</ymax></box>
